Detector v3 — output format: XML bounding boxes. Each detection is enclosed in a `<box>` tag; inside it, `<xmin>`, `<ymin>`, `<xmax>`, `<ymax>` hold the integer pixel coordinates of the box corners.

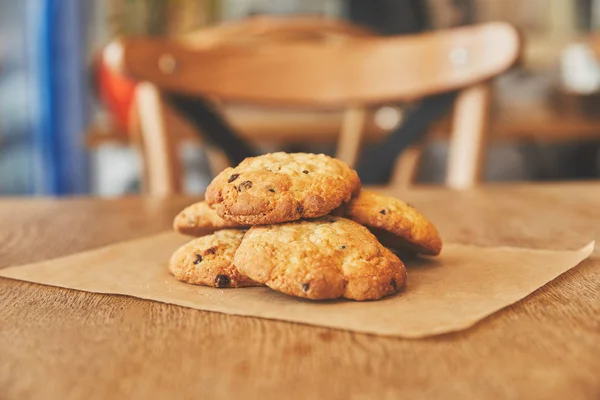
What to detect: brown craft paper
<box><xmin>0</xmin><ymin>232</ymin><xmax>593</xmax><ymax>338</ymax></box>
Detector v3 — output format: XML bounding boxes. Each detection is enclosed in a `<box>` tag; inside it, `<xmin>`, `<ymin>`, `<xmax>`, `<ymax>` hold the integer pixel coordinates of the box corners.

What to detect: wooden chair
<box><xmin>104</xmin><ymin>18</ymin><xmax>520</xmax><ymax>196</ymax></box>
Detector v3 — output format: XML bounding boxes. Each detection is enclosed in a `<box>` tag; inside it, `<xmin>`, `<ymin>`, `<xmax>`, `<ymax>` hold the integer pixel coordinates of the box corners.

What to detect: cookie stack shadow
<box><xmin>170</xmin><ymin>152</ymin><xmax>442</xmax><ymax>301</ymax></box>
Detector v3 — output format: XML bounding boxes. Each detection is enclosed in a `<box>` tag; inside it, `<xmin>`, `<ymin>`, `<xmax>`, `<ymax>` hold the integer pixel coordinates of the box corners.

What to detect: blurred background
<box><xmin>3</xmin><ymin>0</ymin><xmax>600</xmax><ymax>196</ymax></box>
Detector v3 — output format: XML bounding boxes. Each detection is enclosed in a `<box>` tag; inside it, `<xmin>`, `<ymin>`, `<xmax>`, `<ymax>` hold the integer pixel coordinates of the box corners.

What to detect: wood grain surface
<box><xmin>1</xmin><ymin>185</ymin><xmax>600</xmax><ymax>400</ymax></box>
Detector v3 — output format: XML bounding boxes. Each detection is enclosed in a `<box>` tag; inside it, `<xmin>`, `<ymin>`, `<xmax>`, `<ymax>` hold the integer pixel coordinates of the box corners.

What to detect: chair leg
<box><xmin>135</xmin><ymin>83</ymin><xmax>183</xmax><ymax>196</ymax></box>
<box><xmin>336</xmin><ymin>107</ymin><xmax>367</xmax><ymax>167</ymax></box>
<box><xmin>389</xmin><ymin>145</ymin><xmax>423</xmax><ymax>188</ymax></box>
<box><xmin>130</xmin><ymin>121</ymin><xmax>149</xmax><ymax>194</ymax></box>
<box><xmin>445</xmin><ymin>84</ymin><xmax>490</xmax><ymax>189</ymax></box>
<box><xmin>127</xmin><ymin>101</ymin><xmax>149</xmax><ymax>193</ymax></box>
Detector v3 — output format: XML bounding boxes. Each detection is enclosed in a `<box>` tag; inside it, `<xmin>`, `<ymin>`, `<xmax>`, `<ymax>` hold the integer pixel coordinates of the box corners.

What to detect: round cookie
<box><xmin>206</xmin><ymin>152</ymin><xmax>360</xmax><ymax>225</ymax></box>
<box><xmin>343</xmin><ymin>190</ymin><xmax>442</xmax><ymax>256</ymax></box>
<box><xmin>169</xmin><ymin>229</ymin><xmax>260</xmax><ymax>288</ymax></box>
<box><xmin>234</xmin><ymin>216</ymin><xmax>406</xmax><ymax>301</ymax></box>
<box><xmin>173</xmin><ymin>201</ymin><xmax>247</xmax><ymax>236</ymax></box>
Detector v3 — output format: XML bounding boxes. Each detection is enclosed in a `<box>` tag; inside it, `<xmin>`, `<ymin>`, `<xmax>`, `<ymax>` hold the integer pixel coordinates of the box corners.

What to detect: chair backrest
<box><xmin>112</xmin><ymin>22</ymin><xmax>518</xmax><ymax>106</ymax></box>
<box><xmin>105</xmin><ymin>19</ymin><xmax>520</xmax><ymax>195</ymax></box>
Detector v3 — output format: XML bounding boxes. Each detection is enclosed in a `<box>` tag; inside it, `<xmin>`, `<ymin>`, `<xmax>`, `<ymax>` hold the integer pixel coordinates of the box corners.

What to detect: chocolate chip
<box><xmin>238</xmin><ymin>181</ymin><xmax>253</xmax><ymax>192</ymax></box>
<box><xmin>379</xmin><ymin>209</ymin><xmax>387</xmax><ymax>215</ymax></box>
<box><xmin>390</xmin><ymin>279</ymin><xmax>397</xmax><ymax>291</ymax></box>
<box><xmin>297</xmin><ymin>204</ymin><xmax>304</xmax><ymax>215</ymax></box>
<box><xmin>268</xmin><ymin>188</ymin><xmax>276</xmax><ymax>193</ymax></box>
<box><xmin>301</xmin><ymin>283</ymin><xmax>310</xmax><ymax>292</ymax></box>
<box><xmin>340</xmin><ymin>245</ymin><xmax>346</xmax><ymax>249</ymax></box>
<box><xmin>193</xmin><ymin>254</ymin><xmax>202</xmax><ymax>265</ymax></box>
<box><xmin>214</xmin><ymin>274</ymin><xmax>231</xmax><ymax>288</ymax></box>
<box><xmin>205</xmin><ymin>247</ymin><xmax>216</xmax><ymax>255</ymax></box>
<box><xmin>228</xmin><ymin>173</ymin><xmax>239</xmax><ymax>183</ymax></box>
<box><xmin>302</xmin><ymin>170</ymin><xmax>309</xmax><ymax>174</ymax></box>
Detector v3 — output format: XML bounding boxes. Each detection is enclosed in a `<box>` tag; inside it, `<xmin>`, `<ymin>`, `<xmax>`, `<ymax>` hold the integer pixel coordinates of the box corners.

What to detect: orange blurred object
<box><xmin>96</xmin><ymin>56</ymin><xmax>138</xmax><ymax>132</ymax></box>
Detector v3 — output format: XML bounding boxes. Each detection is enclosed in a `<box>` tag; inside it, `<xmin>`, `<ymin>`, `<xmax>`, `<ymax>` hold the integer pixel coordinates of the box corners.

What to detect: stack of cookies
<box><xmin>169</xmin><ymin>152</ymin><xmax>442</xmax><ymax>301</ymax></box>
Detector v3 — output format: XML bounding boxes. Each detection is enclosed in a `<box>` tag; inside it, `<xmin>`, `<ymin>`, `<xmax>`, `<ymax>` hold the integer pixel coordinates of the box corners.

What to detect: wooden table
<box><xmin>1</xmin><ymin>184</ymin><xmax>600</xmax><ymax>399</ymax></box>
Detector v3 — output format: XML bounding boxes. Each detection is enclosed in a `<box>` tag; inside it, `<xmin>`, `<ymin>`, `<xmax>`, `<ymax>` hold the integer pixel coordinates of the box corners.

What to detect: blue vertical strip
<box><xmin>51</xmin><ymin>0</ymin><xmax>90</xmax><ymax>194</ymax></box>
<box><xmin>27</xmin><ymin>0</ymin><xmax>60</xmax><ymax>194</ymax></box>
<box><xmin>27</xmin><ymin>0</ymin><xmax>90</xmax><ymax>195</ymax></box>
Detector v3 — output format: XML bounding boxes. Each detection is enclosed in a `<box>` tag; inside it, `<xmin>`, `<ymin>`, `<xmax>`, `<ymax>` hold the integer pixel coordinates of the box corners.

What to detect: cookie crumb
<box><xmin>238</xmin><ymin>181</ymin><xmax>253</xmax><ymax>192</ymax></box>
<box><xmin>228</xmin><ymin>174</ymin><xmax>239</xmax><ymax>183</ymax></box>
<box><xmin>215</xmin><ymin>274</ymin><xmax>231</xmax><ymax>288</ymax></box>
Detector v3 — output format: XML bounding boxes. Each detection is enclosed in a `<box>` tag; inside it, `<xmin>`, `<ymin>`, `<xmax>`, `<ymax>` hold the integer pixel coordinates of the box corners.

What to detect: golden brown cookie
<box><xmin>343</xmin><ymin>190</ymin><xmax>442</xmax><ymax>256</ymax></box>
<box><xmin>206</xmin><ymin>152</ymin><xmax>360</xmax><ymax>225</ymax></box>
<box><xmin>169</xmin><ymin>230</ymin><xmax>260</xmax><ymax>288</ymax></box>
<box><xmin>173</xmin><ymin>200</ymin><xmax>247</xmax><ymax>236</ymax></box>
<box><xmin>234</xmin><ymin>216</ymin><xmax>406</xmax><ymax>301</ymax></box>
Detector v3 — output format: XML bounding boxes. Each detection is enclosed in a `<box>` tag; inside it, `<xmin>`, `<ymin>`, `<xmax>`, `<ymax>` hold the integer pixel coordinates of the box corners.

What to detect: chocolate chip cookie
<box><xmin>234</xmin><ymin>216</ymin><xmax>406</xmax><ymax>300</ymax></box>
<box><xmin>173</xmin><ymin>200</ymin><xmax>247</xmax><ymax>236</ymax></box>
<box><xmin>206</xmin><ymin>152</ymin><xmax>360</xmax><ymax>225</ymax></box>
<box><xmin>169</xmin><ymin>229</ymin><xmax>260</xmax><ymax>288</ymax></box>
<box><xmin>343</xmin><ymin>190</ymin><xmax>442</xmax><ymax>256</ymax></box>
